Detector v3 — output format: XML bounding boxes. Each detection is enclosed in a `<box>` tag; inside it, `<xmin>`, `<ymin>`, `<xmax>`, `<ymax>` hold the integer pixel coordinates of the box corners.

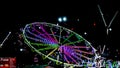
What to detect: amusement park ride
<box><xmin>0</xmin><ymin>4</ymin><xmax>119</xmax><ymax>68</ymax></box>
<box><xmin>21</xmin><ymin>4</ymin><xmax>119</xmax><ymax>68</ymax></box>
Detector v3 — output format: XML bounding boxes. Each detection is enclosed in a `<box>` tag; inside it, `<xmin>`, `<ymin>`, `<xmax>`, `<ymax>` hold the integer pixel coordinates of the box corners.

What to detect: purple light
<box><xmin>58</xmin><ymin>45</ymin><xmax>94</xmax><ymax>64</ymax></box>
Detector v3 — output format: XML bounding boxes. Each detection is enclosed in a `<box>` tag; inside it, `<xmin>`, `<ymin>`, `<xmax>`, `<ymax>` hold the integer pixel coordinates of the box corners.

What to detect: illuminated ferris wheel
<box><xmin>22</xmin><ymin>22</ymin><xmax>97</xmax><ymax>67</ymax></box>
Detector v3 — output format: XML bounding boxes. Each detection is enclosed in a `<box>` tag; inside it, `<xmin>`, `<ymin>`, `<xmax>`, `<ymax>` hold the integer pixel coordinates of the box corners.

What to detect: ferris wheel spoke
<box><xmin>26</xmin><ymin>27</ymin><xmax>44</xmax><ymax>40</ymax></box>
<box><xmin>64</xmin><ymin>39</ymin><xmax>83</xmax><ymax>45</ymax></box>
<box><xmin>26</xmin><ymin>35</ymin><xmax>43</xmax><ymax>42</ymax></box>
<box><xmin>73</xmin><ymin>55</ymin><xmax>82</xmax><ymax>62</ymax></box>
<box><xmin>50</xmin><ymin>28</ymin><xmax>59</xmax><ymax>43</ymax></box>
<box><xmin>64</xmin><ymin>54</ymin><xmax>70</xmax><ymax>64</ymax></box>
<box><xmin>71</xmin><ymin>46</ymin><xmax>90</xmax><ymax>49</ymax></box>
<box><xmin>40</xmin><ymin>24</ymin><xmax>57</xmax><ymax>43</ymax></box>
<box><xmin>75</xmin><ymin>49</ymin><xmax>93</xmax><ymax>55</ymax></box>
<box><xmin>56</xmin><ymin>55</ymin><xmax>60</xmax><ymax>65</ymax></box>
<box><xmin>31</xmin><ymin>25</ymin><xmax>54</xmax><ymax>42</ymax></box>
<box><xmin>31</xmin><ymin>42</ymin><xmax>59</xmax><ymax>49</ymax></box>
<box><xmin>59</xmin><ymin>27</ymin><xmax>63</xmax><ymax>44</ymax></box>
<box><xmin>66</xmin><ymin>54</ymin><xmax>77</xmax><ymax>64</ymax></box>
<box><xmin>26</xmin><ymin>36</ymin><xmax>53</xmax><ymax>44</ymax></box>
<box><xmin>76</xmin><ymin>53</ymin><xmax>91</xmax><ymax>60</ymax></box>
<box><xmin>26</xmin><ymin>30</ymin><xmax>57</xmax><ymax>44</ymax></box>
<box><xmin>44</xmin><ymin>48</ymin><xmax>58</xmax><ymax>59</ymax></box>
<box><xmin>26</xmin><ymin>29</ymin><xmax>48</xmax><ymax>41</ymax></box>
<box><xmin>38</xmin><ymin>47</ymin><xmax>55</xmax><ymax>51</ymax></box>
<box><xmin>31</xmin><ymin>26</ymin><xmax>49</xmax><ymax>40</ymax></box>
<box><xmin>30</xmin><ymin>42</ymin><xmax>51</xmax><ymax>46</ymax></box>
<box><xmin>62</xmin><ymin>33</ymin><xmax>74</xmax><ymax>44</ymax></box>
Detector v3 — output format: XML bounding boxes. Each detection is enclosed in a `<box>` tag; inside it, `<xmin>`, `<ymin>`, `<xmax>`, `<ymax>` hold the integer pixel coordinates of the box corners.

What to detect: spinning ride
<box><xmin>22</xmin><ymin>22</ymin><xmax>96</xmax><ymax>66</ymax></box>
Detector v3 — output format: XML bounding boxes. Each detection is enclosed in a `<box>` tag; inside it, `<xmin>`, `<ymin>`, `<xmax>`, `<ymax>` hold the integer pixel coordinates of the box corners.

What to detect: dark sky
<box><xmin>0</xmin><ymin>0</ymin><xmax>119</xmax><ymax>29</ymax></box>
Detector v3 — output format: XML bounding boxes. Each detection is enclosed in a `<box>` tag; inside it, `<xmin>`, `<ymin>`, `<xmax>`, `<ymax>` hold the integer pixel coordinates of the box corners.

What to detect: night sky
<box><xmin>0</xmin><ymin>0</ymin><xmax>120</xmax><ymax>66</ymax></box>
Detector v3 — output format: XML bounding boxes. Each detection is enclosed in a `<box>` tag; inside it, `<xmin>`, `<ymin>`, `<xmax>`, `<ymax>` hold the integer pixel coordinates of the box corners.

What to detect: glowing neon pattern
<box><xmin>22</xmin><ymin>22</ymin><xmax>96</xmax><ymax>66</ymax></box>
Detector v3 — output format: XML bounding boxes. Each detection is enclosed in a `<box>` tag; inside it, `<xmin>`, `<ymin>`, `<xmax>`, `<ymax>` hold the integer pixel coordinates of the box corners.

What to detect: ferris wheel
<box><xmin>22</xmin><ymin>22</ymin><xmax>97</xmax><ymax>67</ymax></box>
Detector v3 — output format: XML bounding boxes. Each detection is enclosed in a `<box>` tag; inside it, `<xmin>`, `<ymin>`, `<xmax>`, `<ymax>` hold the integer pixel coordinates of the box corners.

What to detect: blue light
<box><xmin>63</xmin><ymin>16</ymin><xmax>67</xmax><ymax>22</ymax></box>
<box><xmin>58</xmin><ymin>17</ymin><xmax>62</xmax><ymax>22</ymax></box>
<box><xmin>58</xmin><ymin>16</ymin><xmax>67</xmax><ymax>22</ymax></box>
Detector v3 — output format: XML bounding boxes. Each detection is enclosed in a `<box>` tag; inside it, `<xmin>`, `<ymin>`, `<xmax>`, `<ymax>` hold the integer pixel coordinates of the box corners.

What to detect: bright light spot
<box><xmin>58</xmin><ymin>16</ymin><xmax>67</xmax><ymax>22</ymax></box>
<box><xmin>58</xmin><ymin>17</ymin><xmax>62</xmax><ymax>22</ymax></box>
<box><xmin>109</xmin><ymin>28</ymin><xmax>112</xmax><ymax>31</ymax></box>
<box><xmin>84</xmin><ymin>32</ymin><xmax>87</xmax><ymax>35</ymax></box>
<box><xmin>38</xmin><ymin>27</ymin><xmax>41</xmax><ymax>29</ymax></box>
<box><xmin>20</xmin><ymin>48</ymin><xmax>24</xmax><ymax>51</ymax></box>
<box><xmin>63</xmin><ymin>16</ymin><xmax>67</xmax><ymax>22</ymax></box>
